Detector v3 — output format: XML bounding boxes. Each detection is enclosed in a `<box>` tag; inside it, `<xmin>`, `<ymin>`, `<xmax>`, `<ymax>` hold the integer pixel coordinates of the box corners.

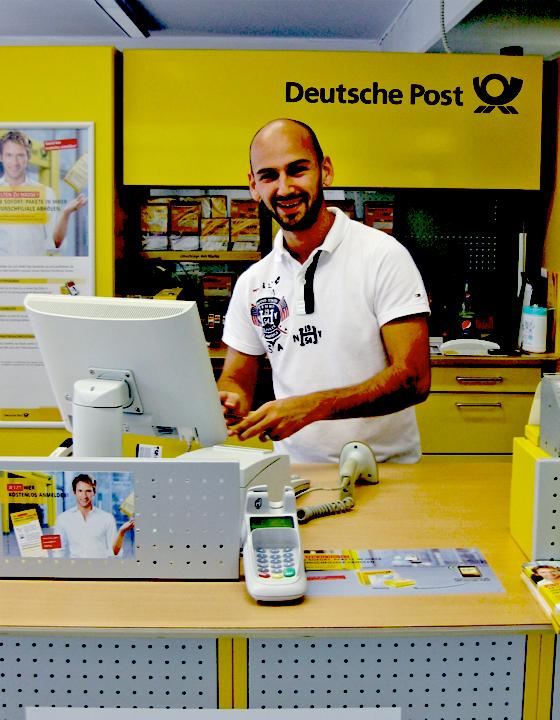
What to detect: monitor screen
<box><xmin>24</xmin><ymin>294</ymin><xmax>227</xmax><ymax>455</ymax></box>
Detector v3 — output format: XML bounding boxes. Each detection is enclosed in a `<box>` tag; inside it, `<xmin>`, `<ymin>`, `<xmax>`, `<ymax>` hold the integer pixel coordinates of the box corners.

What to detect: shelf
<box><xmin>140</xmin><ymin>250</ymin><xmax>261</xmax><ymax>262</ymax></box>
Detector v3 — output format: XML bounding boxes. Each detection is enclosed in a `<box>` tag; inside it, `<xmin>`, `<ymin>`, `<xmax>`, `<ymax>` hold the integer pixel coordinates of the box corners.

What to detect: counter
<box><xmin>0</xmin><ymin>459</ymin><xmax>556</xmax><ymax>719</ymax></box>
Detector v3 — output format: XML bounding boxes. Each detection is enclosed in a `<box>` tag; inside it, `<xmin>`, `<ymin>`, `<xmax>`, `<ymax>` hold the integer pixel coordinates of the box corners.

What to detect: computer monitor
<box><xmin>24</xmin><ymin>294</ymin><xmax>227</xmax><ymax>457</ymax></box>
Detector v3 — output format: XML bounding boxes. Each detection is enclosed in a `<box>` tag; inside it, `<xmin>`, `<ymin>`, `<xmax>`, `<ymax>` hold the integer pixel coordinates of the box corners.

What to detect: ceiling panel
<box><xmin>140</xmin><ymin>0</ymin><xmax>410</xmax><ymax>40</ymax></box>
<box><xmin>0</xmin><ymin>0</ymin><xmax>557</xmax><ymax>59</ymax></box>
<box><xmin>0</xmin><ymin>0</ymin><xmax>120</xmax><ymax>36</ymax></box>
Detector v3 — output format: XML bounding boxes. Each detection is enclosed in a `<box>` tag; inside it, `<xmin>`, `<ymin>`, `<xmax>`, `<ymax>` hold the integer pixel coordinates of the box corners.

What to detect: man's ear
<box><xmin>248</xmin><ymin>172</ymin><xmax>260</xmax><ymax>201</ymax></box>
<box><xmin>321</xmin><ymin>156</ymin><xmax>334</xmax><ymax>188</ymax></box>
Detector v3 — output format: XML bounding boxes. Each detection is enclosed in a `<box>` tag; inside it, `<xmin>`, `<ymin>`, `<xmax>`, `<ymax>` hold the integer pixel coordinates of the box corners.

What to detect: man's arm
<box><xmin>52</xmin><ymin>194</ymin><xmax>87</xmax><ymax>248</ymax></box>
<box><xmin>230</xmin><ymin>315</ymin><xmax>431</xmax><ymax>442</ymax></box>
<box><xmin>217</xmin><ymin>347</ymin><xmax>261</xmax><ymax>429</ymax></box>
<box><xmin>113</xmin><ymin>519</ymin><xmax>134</xmax><ymax>556</ymax></box>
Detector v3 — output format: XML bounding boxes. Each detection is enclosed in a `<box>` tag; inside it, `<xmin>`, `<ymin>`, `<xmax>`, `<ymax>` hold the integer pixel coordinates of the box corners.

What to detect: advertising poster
<box><xmin>0</xmin><ymin>123</ymin><xmax>94</xmax><ymax>425</ymax></box>
<box><xmin>0</xmin><ymin>469</ymin><xmax>134</xmax><ymax>560</ymax></box>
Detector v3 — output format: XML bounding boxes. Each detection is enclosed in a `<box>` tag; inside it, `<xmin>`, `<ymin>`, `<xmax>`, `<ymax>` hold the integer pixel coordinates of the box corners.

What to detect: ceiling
<box><xmin>0</xmin><ymin>0</ymin><xmax>559</xmax><ymax>58</ymax></box>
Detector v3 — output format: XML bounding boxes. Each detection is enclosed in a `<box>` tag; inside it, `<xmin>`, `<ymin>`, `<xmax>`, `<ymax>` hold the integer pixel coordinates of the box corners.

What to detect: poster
<box><xmin>0</xmin><ymin>469</ymin><xmax>134</xmax><ymax>560</ymax></box>
<box><xmin>0</xmin><ymin>123</ymin><xmax>94</xmax><ymax>425</ymax></box>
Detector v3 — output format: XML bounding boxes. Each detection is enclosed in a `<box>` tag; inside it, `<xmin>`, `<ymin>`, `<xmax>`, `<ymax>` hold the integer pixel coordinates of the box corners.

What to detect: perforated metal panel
<box><xmin>248</xmin><ymin>636</ymin><xmax>526</xmax><ymax>720</ymax></box>
<box><xmin>0</xmin><ymin>458</ymin><xmax>241</xmax><ymax>579</ymax></box>
<box><xmin>0</xmin><ymin>635</ymin><xmax>216</xmax><ymax>720</ymax></box>
<box><xmin>533</xmin><ymin>459</ymin><xmax>560</xmax><ymax>560</ymax></box>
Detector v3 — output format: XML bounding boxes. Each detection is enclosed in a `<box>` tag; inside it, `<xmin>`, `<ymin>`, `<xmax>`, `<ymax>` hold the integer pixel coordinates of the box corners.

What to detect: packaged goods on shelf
<box><xmin>201</xmin><ymin>218</ymin><xmax>230</xmax><ymax>251</ymax></box>
<box><xmin>326</xmin><ymin>198</ymin><xmax>356</xmax><ymax>218</ymax></box>
<box><xmin>148</xmin><ymin>194</ymin><xmax>228</xmax><ymax>219</ymax></box>
<box><xmin>170</xmin><ymin>234</ymin><xmax>200</xmax><ymax>251</ymax></box>
<box><xmin>141</xmin><ymin>234</ymin><xmax>168</xmax><ymax>251</ymax></box>
<box><xmin>231</xmin><ymin>198</ymin><xmax>259</xmax><ymax>218</ymax></box>
<box><xmin>202</xmin><ymin>273</ymin><xmax>235</xmax><ymax>299</ymax></box>
<box><xmin>141</xmin><ymin>203</ymin><xmax>168</xmax><ymax>234</ymax></box>
<box><xmin>210</xmin><ymin>195</ymin><xmax>228</xmax><ymax>218</ymax></box>
<box><xmin>364</xmin><ymin>202</ymin><xmax>394</xmax><ymax>233</ymax></box>
<box><xmin>170</xmin><ymin>202</ymin><xmax>201</xmax><ymax>234</ymax></box>
<box><xmin>231</xmin><ymin>218</ymin><xmax>260</xmax><ymax>251</ymax></box>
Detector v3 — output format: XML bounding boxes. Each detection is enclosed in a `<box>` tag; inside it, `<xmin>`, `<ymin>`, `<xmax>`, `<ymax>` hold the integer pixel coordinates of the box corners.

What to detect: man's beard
<box><xmin>269</xmin><ymin>188</ymin><xmax>324</xmax><ymax>232</ymax></box>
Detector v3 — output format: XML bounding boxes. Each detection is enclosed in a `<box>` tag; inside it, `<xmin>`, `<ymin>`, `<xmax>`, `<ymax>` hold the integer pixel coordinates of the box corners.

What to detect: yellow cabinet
<box><xmin>416</xmin><ymin>365</ymin><xmax>541</xmax><ymax>454</ymax></box>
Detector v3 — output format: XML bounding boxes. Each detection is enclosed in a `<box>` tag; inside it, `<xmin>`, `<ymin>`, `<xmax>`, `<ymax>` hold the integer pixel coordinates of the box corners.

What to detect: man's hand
<box><xmin>219</xmin><ymin>390</ymin><xmax>246</xmax><ymax>433</ymax></box>
<box><xmin>119</xmin><ymin>519</ymin><xmax>135</xmax><ymax>535</ymax></box>
<box><xmin>231</xmin><ymin>395</ymin><xmax>323</xmax><ymax>442</ymax></box>
<box><xmin>64</xmin><ymin>193</ymin><xmax>87</xmax><ymax>216</ymax></box>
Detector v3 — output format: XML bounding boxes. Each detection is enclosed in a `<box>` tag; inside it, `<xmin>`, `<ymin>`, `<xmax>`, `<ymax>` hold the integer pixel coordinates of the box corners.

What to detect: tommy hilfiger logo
<box><xmin>473</xmin><ymin>74</ymin><xmax>523</xmax><ymax>114</ymax></box>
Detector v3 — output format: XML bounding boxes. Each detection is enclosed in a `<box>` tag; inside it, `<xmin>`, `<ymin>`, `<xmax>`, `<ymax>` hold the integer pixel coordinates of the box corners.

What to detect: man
<box><xmin>218</xmin><ymin>118</ymin><xmax>431</xmax><ymax>464</ymax></box>
<box><xmin>0</xmin><ymin>129</ymin><xmax>86</xmax><ymax>256</ymax></box>
<box><xmin>53</xmin><ymin>474</ymin><xmax>134</xmax><ymax>558</ymax></box>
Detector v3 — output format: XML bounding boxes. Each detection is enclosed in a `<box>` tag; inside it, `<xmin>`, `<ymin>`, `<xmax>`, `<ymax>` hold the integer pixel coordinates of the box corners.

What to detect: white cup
<box><xmin>521</xmin><ymin>306</ymin><xmax>547</xmax><ymax>353</ymax></box>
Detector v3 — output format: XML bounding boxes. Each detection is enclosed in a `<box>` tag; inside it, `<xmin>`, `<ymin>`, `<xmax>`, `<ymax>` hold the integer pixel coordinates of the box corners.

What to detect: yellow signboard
<box><xmin>123</xmin><ymin>50</ymin><xmax>542</xmax><ymax>189</ymax></box>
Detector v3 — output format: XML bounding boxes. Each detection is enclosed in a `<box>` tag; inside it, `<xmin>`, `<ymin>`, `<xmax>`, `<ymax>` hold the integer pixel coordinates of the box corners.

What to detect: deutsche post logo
<box><xmin>473</xmin><ymin>74</ymin><xmax>523</xmax><ymax>114</ymax></box>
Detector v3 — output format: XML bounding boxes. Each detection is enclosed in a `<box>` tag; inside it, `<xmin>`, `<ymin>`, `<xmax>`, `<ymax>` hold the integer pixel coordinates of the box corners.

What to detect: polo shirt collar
<box><xmin>272</xmin><ymin>206</ymin><xmax>347</xmax><ymax>262</ymax></box>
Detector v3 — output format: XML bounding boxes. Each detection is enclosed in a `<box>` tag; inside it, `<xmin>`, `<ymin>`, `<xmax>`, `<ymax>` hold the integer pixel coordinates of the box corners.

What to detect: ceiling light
<box><xmin>94</xmin><ymin>0</ymin><xmax>150</xmax><ymax>38</ymax></box>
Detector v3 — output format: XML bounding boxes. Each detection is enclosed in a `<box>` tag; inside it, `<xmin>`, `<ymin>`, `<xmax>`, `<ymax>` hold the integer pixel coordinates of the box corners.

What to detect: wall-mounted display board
<box><xmin>123</xmin><ymin>50</ymin><xmax>542</xmax><ymax>190</ymax></box>
<box><xmin>0</xmin><ymin>47</ymin><xmax>115</xmax><ymax>439</ymax></box>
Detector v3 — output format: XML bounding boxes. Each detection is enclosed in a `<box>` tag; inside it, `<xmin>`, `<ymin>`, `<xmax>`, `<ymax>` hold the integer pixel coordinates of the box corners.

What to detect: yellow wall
<box><xmin>0</xmin><ymin>46</ymin><xmax>116</xmax><ymax>296</ymax></box>
<box><xmin>0</xmin><ymin>46</ymin><xmax>115</xmax><ymax>456</ymax></box>
<box><xmin>123</xmin><ymin>50</ymin><xmax>542</xmax><ymax>189</ymax></box>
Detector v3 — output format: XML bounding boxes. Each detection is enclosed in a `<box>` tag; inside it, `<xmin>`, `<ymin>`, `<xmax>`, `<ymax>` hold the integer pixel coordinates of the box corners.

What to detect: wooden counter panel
<box><xmin>416</xmin><ymin>392</ymin><xmax>533</xmax><ymax>453</ymax></box>
<box><xmin>431</xmin><ymin>366</ymin><xmax>541</xmax><ymax>393</ymax></box>
<box><xmin>0</xmin><ymin>461</ymin><xmax>548</xmax><ymax>633</ymax></box>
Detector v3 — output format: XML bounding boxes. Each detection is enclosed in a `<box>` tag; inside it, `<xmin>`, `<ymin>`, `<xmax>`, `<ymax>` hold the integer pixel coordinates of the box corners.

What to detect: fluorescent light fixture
<box><xmin>94</xmin><ymin>0</ymin><xmax>150</xmax><ymax>38</ymax></box>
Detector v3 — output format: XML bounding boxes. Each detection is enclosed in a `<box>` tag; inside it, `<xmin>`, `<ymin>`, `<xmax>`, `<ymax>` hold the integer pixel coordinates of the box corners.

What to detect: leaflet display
<box><xmin>0</xmin><ymin>457</ymin><xmax>241</xmax><ymax>580</ymax></box>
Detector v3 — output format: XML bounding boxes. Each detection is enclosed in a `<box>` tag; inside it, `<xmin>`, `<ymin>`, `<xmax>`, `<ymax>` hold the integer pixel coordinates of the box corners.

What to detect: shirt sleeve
<box><xmin>222</xmin><ymin>271</ymin><xmax>266</xmax><ymax>356</ymax></box>
<box><xmin>372</xmin><ymin>237</ymin><xmax>430</xmax><ymax>327</ymax></box>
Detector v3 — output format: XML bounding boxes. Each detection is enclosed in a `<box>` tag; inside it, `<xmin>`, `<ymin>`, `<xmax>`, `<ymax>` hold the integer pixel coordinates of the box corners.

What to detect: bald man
<box><xmin>218</xmin><ymin>118</ymin><xmax>430</xmax><ymax>464</ymax></box>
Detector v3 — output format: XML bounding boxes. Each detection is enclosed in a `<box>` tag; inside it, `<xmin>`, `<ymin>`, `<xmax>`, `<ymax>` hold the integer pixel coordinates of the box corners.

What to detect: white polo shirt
<box><xmin>223</xmin><ymin>207</ymin><xmax>430</xmax><ymax>464</ymax></box>
<box><xmin>53</xmin><ymin>505</ymin><xmax>118</xmax><ymax>558</ymax></box>
<box><xmin>0</xmin><ymin>176</ymin><xmax>58</xmax><ymax>256</ymax></box>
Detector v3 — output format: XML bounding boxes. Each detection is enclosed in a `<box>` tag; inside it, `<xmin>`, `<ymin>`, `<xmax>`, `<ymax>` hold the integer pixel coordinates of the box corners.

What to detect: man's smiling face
<box><xmin>249</xmin><ymin>120</ymin><xmax>331</xmax><ymax>232</ymax></box>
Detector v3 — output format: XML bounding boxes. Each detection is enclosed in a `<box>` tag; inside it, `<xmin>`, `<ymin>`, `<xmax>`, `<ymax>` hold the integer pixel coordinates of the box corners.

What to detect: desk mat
<box><xmin>303</xmin><ymin>547</ymin><xmax>503</xmax><ymax>596</ymax></box>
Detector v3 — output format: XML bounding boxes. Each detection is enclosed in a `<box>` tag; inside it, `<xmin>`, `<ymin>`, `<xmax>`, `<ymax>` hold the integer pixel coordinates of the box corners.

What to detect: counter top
<box><xmin>0</xmin><ymin>459</ymin><xmax>549</xmax><ymax>634</ymax></box>
<box><xmin>430</xmin><ymin>353</ymin><xmax>559</xmax><ymax>367</ymax></box>
<box><xmin>210</xmin><ymin>346</ymin><xmax>559</xmax><ymax>369</ymax></box>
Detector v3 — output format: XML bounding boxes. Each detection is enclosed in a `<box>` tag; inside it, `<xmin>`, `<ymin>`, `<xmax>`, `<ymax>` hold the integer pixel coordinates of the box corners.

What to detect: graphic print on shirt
<box><xmin>293</xmin><ymin>324</ymin><xmax>322</xmax><ymax>347</ymax></box>
<box><xmin>251</xmin><ymin>294</ymin><xmax>289</xmax><ymax>353</ymax></box>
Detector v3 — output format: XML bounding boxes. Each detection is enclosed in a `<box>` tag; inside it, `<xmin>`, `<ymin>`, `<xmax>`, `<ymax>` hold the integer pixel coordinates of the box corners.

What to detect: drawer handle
<box><xmin>455</xmin><ymin>402</ymin><xmax>503</xmax><ymax>408</ymax></box>
<box><xmin>455</xmin><ymin>376</ymin><xmax>504</xmax><ymax>385</ymax></box>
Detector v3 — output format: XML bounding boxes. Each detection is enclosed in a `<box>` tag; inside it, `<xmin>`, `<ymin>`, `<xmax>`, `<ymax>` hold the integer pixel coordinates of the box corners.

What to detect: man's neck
<box><xmin>79</xmin><ymin>505</ymin><xmax>93</xmax><ymax>519</ymax></box>
<box><xmin>282</xmin><ymin>205</ymin><xmax>335</xmax><ymax>264</ymax></box>
<box><xmin>3</xmin><ymin>174</ymin><xmax>26</xmax><ymax>186</ymax></box>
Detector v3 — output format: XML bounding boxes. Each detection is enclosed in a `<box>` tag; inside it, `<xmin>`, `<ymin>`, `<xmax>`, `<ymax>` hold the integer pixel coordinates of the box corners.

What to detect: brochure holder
<box><xmin>0</xmin><ymin>457</ymin><xmax>243</xmax><ymax>580</ymax></box>
<box><xmin>532</xmin><ymin>457</ymin><xmax>560</xmax><ymax>560</ymax></box>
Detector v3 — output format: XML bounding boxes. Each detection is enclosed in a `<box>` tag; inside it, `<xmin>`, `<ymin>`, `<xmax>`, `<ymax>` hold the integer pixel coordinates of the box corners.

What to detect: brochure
<box><xmin>520</xmin><ymin>560</ymin><xmax>560</xmax><ymax>632</ymax></box>
<box><xmin>303</xmin><ymin>548</ymin><xmax>503</xmax><ymax>597</ymax></box>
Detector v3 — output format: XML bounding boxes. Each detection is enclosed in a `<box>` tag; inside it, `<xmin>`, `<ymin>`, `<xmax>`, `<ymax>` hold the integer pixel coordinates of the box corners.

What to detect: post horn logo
<box><xmin>473</xmin><ymin>74</ymin><xmax>523</xmax><ymax>114</ymax></box>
